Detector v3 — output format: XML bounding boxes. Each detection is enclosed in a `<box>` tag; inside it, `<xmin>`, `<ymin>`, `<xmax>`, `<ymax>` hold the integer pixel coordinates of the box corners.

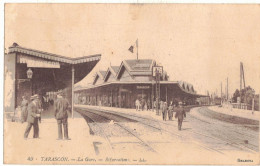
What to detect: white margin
<box><xmin>1</xmin><ymin>0</ymin><xmax>260</xmax><ymax>166</ymax></box>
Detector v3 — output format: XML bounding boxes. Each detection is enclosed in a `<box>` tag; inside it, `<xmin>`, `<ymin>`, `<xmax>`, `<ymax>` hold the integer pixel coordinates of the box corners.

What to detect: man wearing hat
<box><xmin>175</xmin><ymin>102</ymin><xmax>186</xmax><ymax>130</ymax></box>
<box><xmin>35</xmin><ymin>94</ymin><xmax>43</xmax><ymax>123</ymax></box>
<box><xmin>54</xmin><ymin>90</ymin><xmax>71</xmax><ymax>140</ymax></box>
<box><xmin>24</xmin><ymin>95</ymin><xmax>41</xmax><ymax>139</ymax></box>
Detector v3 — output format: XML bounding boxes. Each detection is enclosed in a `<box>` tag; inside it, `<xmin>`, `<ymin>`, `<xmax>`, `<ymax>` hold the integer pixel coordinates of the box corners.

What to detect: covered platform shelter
<box><xmin>5</xmin><ymin>43</ymin><xmax>101</xmax><ymax>117</ymax></box>
<box><xmin>74</xmin><ymin>59</ymin><xmax>206</xmax><ymax>109</ymax></box>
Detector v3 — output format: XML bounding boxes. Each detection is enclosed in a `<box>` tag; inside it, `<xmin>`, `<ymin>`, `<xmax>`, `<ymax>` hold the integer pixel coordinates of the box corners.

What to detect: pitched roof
<box><xmin>178</xmin><ymin>81</ymin><xmax>195</xmax><ymax>93</ymax></box>
<box><xmin>93</xmin><ymin>71</ymin><xmax>106</xmax><ymax>85</ymax></box>
<box><xmin>103</xmin><ymin>66</ymin><xmax>120</xmax><ymax>82</ymax></box>
<box><xmin>111</xmin><ymin>66</ymin><xmax>120</xmax><ymax>74</ymax></box>
<box><xmin>99</xmin><ymin>71</ymin><xmax>106</xmax><ymax>78</ymax></box>
<box><xmin>116</xmin><ymin>59</ymin><xmax>155</xmax><ymax>79</ymax></box>
<box><xmin>8</xmin><ymin>42</ymin><xmax>101</xmax><ymax>64</ymax></box>
<box><xmin>124</xmin><ymin>59</ymin><xmax>154</xmax><ymax>71</ymax></box>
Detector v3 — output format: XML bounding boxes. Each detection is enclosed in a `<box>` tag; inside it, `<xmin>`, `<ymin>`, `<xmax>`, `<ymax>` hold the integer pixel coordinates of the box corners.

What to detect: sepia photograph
<box><xmin>3</xmin><ymin>3</ymin><xmax>260</xmax><ymax>165</ymax></box>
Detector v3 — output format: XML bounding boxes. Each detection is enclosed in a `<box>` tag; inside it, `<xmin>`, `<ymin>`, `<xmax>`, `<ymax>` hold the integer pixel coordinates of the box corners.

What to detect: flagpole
<box><xmin>136</xmin><ymin>39</ymin><xmax>138</xmax><ymax>60</ymax></box>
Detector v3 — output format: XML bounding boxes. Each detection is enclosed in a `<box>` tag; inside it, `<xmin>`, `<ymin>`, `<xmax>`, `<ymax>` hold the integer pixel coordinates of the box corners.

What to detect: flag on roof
<box><xmin>128</xmin><ymin>45</ymin><xmax>134</xmax><ymax>53</ymax></box>
<box><xmin>128</xmin><ymin>39</ymin><xmax>138</xmax><ymax>54</ymax></box>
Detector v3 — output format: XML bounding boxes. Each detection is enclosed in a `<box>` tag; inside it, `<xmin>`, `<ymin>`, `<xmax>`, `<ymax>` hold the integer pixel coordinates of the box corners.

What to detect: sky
<box><xmin>5</xmin><ymin>4</ymin><xmax>260</xmax><ymax>96</ymax></box>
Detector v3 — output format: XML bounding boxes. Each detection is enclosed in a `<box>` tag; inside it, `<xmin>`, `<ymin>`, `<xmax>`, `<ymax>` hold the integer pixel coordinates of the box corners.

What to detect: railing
<box><xmin>231</xmin><ymin>103</ymin><xmax>250</xmax><ymax>110</ymax></box>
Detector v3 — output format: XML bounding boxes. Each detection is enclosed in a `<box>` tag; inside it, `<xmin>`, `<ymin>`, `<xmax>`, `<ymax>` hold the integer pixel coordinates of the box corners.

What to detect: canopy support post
<box><xmin>72</xmin><ymin>65</ymin><xmax>75</xmax><ymax>119</ymax></box>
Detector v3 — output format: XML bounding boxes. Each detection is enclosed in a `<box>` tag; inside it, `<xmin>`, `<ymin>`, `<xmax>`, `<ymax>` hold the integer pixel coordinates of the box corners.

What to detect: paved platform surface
<box><xmin>208</xmin><ymin>106</ymin><xmax>260</xmax><ymax>121</ymax></box>
<box><xmin>76</xmin><ymin>104</ymin><xmax>162</xmax><ymax>119</ymax></box>
<box><xmin>4</xmin><ymin>105</ymin><xmax>259</xmax><ymax>164</ymax></box>
<box><xmin>4</xmin><ymin>111</ymin><xmax>98</xmax><ymax>164</ymax></box>
<box><xmin>75</xmin><ymin>105</ymin><xmax>259</xmax><ymax>164</ymax></box>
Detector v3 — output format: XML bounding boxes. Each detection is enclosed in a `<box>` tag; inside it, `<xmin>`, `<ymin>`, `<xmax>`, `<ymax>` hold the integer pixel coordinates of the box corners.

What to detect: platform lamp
<box><xmin>27</xmin><ymin>68</ymin><xmax>33</xmax><ymax>79</ymax></box>
<box><xmin>27</xmin><ymin>68</ymin><xmax>33</xmax><ymax>95</ymax></box>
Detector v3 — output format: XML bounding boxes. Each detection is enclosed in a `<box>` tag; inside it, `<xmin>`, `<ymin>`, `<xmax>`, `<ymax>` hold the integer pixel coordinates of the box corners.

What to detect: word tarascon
<box><xmin>41</xmin><ymin>157</ymin><xmax>69</xmax><ymax>162</ymax></box>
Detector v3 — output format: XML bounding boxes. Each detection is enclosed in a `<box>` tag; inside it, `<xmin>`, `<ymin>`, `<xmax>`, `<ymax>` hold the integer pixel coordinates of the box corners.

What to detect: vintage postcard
<box><xmin>3</xmin><ymin>3</ymin><xmax>260</xmax><ymax>165</ymax></box>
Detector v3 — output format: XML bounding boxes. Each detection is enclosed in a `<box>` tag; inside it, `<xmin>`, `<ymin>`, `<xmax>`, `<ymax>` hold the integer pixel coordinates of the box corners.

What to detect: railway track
<box><xmin>76</xmin><ymin>109</ymin><xmax>157</xmax><ymax>154</ymax></box>
<box><xmin>105</xmin><ymin>107</ymin><xmax>258</xmax><ymax>153</ymax></box>
<box><xmin>78</xmin><ymin>109</ymin><xmax>115</xmax><ymax>155</ymax></box>
<box><xmin>76</xmin><ymin>108</ymin><xmax>226</xmax><ymax>154</ymax></box>
<box><xmin>189</xmin><ymin>107</ymin><xmax>258</xmax><ymax>152</ymax></box>
<box><xmin>75</xmin><ymin>106</ymin><xmax>258</xmax><ymax>154</ymax></box>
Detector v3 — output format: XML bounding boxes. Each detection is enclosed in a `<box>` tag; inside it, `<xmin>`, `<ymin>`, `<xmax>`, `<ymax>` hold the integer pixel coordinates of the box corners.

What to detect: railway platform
<box><xmin>75</xmin><ymin>104</ymin><xmax>170</xmax><ymax>121</ymax></box>
<box><xmin>4</xmin><ymin>111</ymin><xmax>98</xmax><ymax>164</ymax></box>
<box><xmin>208</xmin><ymin>105</ymin><xmax>260</xmax><ymax>121</ymax></box>
<box><xmin>4</xmin><ymin>105</ymin><xmax>259</xmax><ymax>164</ymax></box>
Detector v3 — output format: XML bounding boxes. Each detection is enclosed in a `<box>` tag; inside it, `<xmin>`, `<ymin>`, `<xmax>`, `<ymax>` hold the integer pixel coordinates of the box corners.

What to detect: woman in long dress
<box><xmin>162</xmin><ymin>102</ymin><xmax>168</xmax><ymax>121</ymax></box>
<box><xmin>21</xmin><ymin>96</ymin><xmax>28</xmax><ymax>123</ymax></box>
<box><xmin>168</xmin><ymin>102</ymin><xmax>174</xmax><ymax>120</ymax></box>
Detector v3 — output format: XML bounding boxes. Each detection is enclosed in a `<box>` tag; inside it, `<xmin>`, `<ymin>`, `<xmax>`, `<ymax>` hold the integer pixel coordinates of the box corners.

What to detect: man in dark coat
<box><xmin>54</xmin><ymin>91</ymin><xmax>71</xmax><ymax>140</ymax></box>
<box><xmin>24</xmin><ymin>95</ymin><xmax>41</xmax><ymax>139</ymax></box>
<box><xmin>35</xmin><ymin>95</ymin><xmax>43</xmax><ymax>123</ymax></box>
<box><xmin>175</xmin><ymin>103</ymin><xmax>186</xmax><ymax>130</ymax></box>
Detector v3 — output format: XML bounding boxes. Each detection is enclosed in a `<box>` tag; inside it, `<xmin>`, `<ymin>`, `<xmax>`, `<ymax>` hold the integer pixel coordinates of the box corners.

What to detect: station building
<box><xmin>4</xmin><ymin>43</ymin><xmax>101</xmax><ymax>114</ymax></box>
<box><xmin>74</xmin><ymin>59</ymin><xmax>206</xmax><ymax>108</ymax></box>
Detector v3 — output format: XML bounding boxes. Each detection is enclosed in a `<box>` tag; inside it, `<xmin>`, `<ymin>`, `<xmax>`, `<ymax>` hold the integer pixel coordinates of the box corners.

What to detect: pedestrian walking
<box><xmin>54</xmin><ymin>91</ymin><xmax>71</xmax><ymax>140</ymax></box>
<box><xmin>168</xmin><ymin>102</ymin><xmax>174</xmax><ymax>120</ymax></box>
<box><xmin>21</xmin><ymin>96</ymin><xmax>28</xmax><ymax>123</ymax></box>
<box><xmin>175</xmin><ymin>102</ymin><xmax>186</xmax><ymax>130</ymax></box>
<box><xmin>159</xmin><ymin>100</ymin><xmax>164</xmax><ymax>116</ymax></box>
<box><xmin>35</xmin><ymin>94</ymin><xmax>43</xmax><ymax>123</ymax></box>
<box><xmin>162</xmin><ymin>102</ymin><xmax>168</xmax><ymax>121</ymax></box>
<box><xmin>24</xmin><ymin>95</ymin><xmax>41</xmax><ymax>139</ymax></box>
<box><xmin>135</xmin><ymin>98</ymin><xmax>140</xmax><ymax>111</ymax></box>
<box><xmin>153</xmin><ymin>100</ymin><xmax>157</xmax><ymax>111</ymax></box>
<box><xmin>141</xmin><ymin>98</ymin><xmax>145</xmax><ymax>111</ymax></box>
<box><xmin>147</xmin><ymin>99</ymin><xmax>151</xmax><ymax>111</ymax></box>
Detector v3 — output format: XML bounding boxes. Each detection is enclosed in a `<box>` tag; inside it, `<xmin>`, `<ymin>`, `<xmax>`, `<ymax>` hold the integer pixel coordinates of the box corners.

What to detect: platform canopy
<box><xmin>6</xmin><ymin>43</ymin><xmax>101</xmax><ymax>109</ymax></box>
<box><xmin>9</xmin><ymin>43</ymin><xmax>101</xmax><ymax>86</ymax></box>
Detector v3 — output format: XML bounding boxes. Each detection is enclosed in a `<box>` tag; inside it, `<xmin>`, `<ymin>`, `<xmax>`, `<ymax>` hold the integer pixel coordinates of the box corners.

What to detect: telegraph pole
<box><xmin>221</xmin><ymin>82</ymin><xmax>222</xmax><ymax>104</ymax></box>
<box><xmin>136</xmin><ymin>39</ymin><xmax>138</xmax><ymax>60</ymax></box>
<box><xmin>156</xmin><ymin>71</ymin><xmax>160</xmax><ymax>115</ymax></box>
<box><xmin>152</xmin><ymin>79</ymin><xmax>154</xmax><ymax>111</ymax></box>
<box><xmin>240</xmin><ymin>62</ymin><xmax>246</xmax><ymax>109</ymax></box>
<box><xmin>153</xmin><ymin>65</ymin><xmax>163</xmax><ymax>115</ymax></box>
<box><xmin>227</xmin><ymin>77</ymin><xmax>229</xmax><ymax>101</ymax></box>
<box><xmin>259</xmin><ymin>91</ymin><xmax>260</xmax><ymax>111</ymax></box>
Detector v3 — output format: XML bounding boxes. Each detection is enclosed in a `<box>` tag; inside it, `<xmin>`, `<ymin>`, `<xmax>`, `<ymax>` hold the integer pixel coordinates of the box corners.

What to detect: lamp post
<box><xmin>13</xmin><ymin>68</ymin><xmax>33</xmax><ymax>121</ymax></box>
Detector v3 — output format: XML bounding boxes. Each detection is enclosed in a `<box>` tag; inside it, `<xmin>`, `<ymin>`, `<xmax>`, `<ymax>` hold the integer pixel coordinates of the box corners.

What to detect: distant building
<box><xmin>75</xmin><ymin>59</ymin><xmax>205</xmax><ymax>108</ymax></box>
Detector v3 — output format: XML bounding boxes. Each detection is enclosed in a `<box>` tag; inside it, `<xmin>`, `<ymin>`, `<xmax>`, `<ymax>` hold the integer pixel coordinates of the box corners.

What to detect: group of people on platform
<box><xmin>135</xmin><ymin>99</ymin><xmax>186</xmax><ymax>130</ymax></box>
<box><xmin>18</xmin><ymin>91</ymin><xmax>71</xmax><ymax>140</ymax></box>
<box><xmin>134</xmin><ymin>98</ymin><xmax>152</xmax><ymax>111</ymax></box>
